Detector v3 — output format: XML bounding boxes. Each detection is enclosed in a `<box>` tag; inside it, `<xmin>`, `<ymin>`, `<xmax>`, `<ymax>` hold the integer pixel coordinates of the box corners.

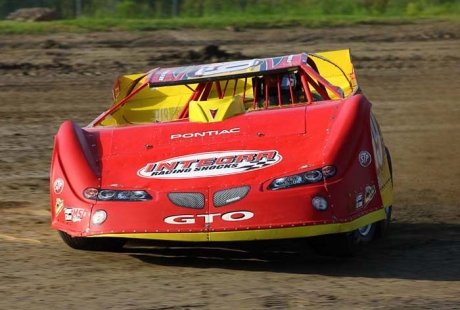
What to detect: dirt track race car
<box><xmin>50</xmin><ymin>49</ymin><xmax>393</xmax><ymax>256</ymax></box>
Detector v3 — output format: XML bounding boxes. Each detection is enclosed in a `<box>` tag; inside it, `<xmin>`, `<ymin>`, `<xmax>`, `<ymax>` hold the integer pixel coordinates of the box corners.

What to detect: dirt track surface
<box><xmin>1</xmin><ymin>21</ymin><xmax>459</xmax><ymax>309</ymax></box>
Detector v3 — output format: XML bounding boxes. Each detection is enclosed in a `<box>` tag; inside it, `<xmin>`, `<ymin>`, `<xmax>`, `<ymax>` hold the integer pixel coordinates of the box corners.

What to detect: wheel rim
<box><xmin>358</xmin><ymin>224</ymin><xmax>373</xmax><ymax>236</ymax></box>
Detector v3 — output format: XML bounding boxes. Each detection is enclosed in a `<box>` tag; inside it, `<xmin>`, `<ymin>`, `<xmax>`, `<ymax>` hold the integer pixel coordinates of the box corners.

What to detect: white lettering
<box><xmin>196</xmin><ymin>213</ymin><xmax>221</xmax><ymax>224</ymax></box>
<box><xmin>195</xmin><ymin>60</ymin><xmax>261</xmax><ymax>77</ymax></box>
<box><xmin>164</xmin><ymin>211</ymin><xmax>254</xmax><ymax>225</ymax></box>
<box><xmin>164</xmin><ymin>214</ymin><xmax>195</xmax><ymax>224</ymax></box>
<box><xmin>170</xmin><ymin>128</ymin><xmax>240</xmax><ymax>140</ymax></box>
<box><xmin>158</xmin><ymin>69</ymin><xmax>169</xmax><ymax>81</ymax></box>
<box><xmin>138</xmin><ymin>150</ymin><xmax>282</xmax><ymax>179</ymax></box>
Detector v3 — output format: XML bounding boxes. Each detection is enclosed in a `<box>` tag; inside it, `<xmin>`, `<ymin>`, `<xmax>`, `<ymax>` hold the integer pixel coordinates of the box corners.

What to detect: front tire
<box><xmin>376</xmin><ymin>146</ymin><xmax>393</xmax><ymax>238</ymax></box>
<box><xmin>58</xmin><ymin>231</ymin><xmax>126</xmax><ymax>252</ymax></box>
<box><xmin>311</xmin><ymin>147</ymin><xmax>393</xmax><ymax>256</ymax></box>
<box><xmin>385</xmin><ymin>146</ymin><xmax>393</xmax><ymax>184</ymax></box>
<box><xmin>309</xmin><ymin>223</ymin><xmax>376</xmax><ymax>257</ymax></box>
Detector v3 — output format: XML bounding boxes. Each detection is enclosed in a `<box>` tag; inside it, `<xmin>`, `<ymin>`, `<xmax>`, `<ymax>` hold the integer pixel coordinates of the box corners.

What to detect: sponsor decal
<box><xmin>55</xmin><ymin>198</ymin><xmax>65</xmax><ymax>215</ymax></box>
<box><xmin>150</xmin><ymin>55</ymin><xmax>306</xmax><ymax>84</ymax></box>
<box><xmin>138</xmin><ymin>150</ymin><xmax>282</xmax><ymax>179</ymax></box>
<box><xmin>64</xmin><ymin>208</ymin><xmax>87</xmax><ymax>222</ymax></box>
<box><xmin>194</xmin><ymin>59</ymin><xmax>263</xmax><ymax>77</ymax></box>
<box><xmin>359</xmin><ymin>151</ymin><xmax>372</xmax><ymax>167</ymax></box>
<box><xmin>170</xmin><ymin>128</ymin><xmax>240</xmax><ymax>140</ymax></box>
<box><xmin>355</xmin><ymin>192</ymin><xmax>363</xmax><ymax>209</ymax></box>
<box><xmin>164</xmin><ymin>211</ymin><xmax>254</xmax><ymax>225</ymax></box>
<box><xmin>54</xmin><ymin>178</ymin><xmax>64</xmax><ymax>194</ymax></box>
<box><xmin>158</xmin><ymin>69</ymin><xmax>169</xmax><ymax>81</ymax></box>
<box><xmin>364</xmin><ymin>185</ymin><xmax>376</xmax><ymax>207</ymax></box>
<box><xmin>226</xmin><ymin>196</ymin><xmax>241</xmax><ymax>204</ymax></box>
<box><xmin>209</xmin><ymin>109</ymin><xmax>218</xmax><ymax>120</ymax></box>
<box><xmin>64</xmin><ymin>208</ymin><xmax>72</xmax><ymax>221</ymax></box>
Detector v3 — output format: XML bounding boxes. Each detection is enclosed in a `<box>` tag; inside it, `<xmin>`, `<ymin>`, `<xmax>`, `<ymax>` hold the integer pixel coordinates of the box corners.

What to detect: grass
<box><xmin>0</xmin><ymin>14</ymin><xmax>458</xmax><ymax>35</ymax></box>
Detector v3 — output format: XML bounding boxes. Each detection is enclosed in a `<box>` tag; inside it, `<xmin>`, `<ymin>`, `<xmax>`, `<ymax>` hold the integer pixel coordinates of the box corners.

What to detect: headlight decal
<box><xmin>268</xmin><ymin>165</ymin><xmax>336</xmax><ymax>190</ymax></box>
<box><xmin>83</xmin><ymin>188</ymin><xmax>152</xmax><ymax>201</ymax></box>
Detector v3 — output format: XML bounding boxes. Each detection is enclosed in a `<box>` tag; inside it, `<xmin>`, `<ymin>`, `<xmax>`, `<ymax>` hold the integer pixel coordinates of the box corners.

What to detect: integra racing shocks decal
<box><xmin>138</xmin><ymin>150</ymin><xmax>282</xmax><ymax>179</ymax></box>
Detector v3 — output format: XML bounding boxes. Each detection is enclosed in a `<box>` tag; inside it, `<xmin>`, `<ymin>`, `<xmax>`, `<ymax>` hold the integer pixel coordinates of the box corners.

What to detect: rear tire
<box><xmin>58</xmin><ymin>231</ymin><xmax>126</xmax><ymax>252</ymax></box>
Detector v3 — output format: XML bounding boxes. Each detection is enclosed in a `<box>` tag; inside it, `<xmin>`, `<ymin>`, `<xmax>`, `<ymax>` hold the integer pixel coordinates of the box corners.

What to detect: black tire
<box><xmin>375</xmin><ymin>146</ymin><xmax>393</xmax><ymax>238</ymax></box>
<box><xmin>311</xmin><ymin>148</ymin><xmax>393</xmax><ymax>256</ymax></box>
<box><xmin>58</xmin><ymin>231</ymin><xmax>126</xmax><ymax>252</ymax></box>
<box><xmin>309</xmin><ymin>223</ymin><xmax>376</xmax><ymax>257</ymax></box>
<box><xmin>385</xmin><ymin>146</ymin><xmax>393</xmax><ymax>184</ymax></box>
<box><xmin>375</xmin><ymin>206</ymin><xmax>392</xmax><ymax>239</ymax></box>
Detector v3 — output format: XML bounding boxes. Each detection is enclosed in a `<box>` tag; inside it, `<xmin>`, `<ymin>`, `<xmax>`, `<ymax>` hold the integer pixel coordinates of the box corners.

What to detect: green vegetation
<box><xmin>0</xmin><ymin>0</ymin><xmax>458</xmax><ymax>34</ymax></box>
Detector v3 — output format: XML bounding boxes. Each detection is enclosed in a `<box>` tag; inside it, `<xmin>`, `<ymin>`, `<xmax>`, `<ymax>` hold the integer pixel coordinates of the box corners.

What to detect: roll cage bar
<box><xmin>92</xmin><ymin>56</ymin><xmax>348</xmax><ymax>126</ymax></box>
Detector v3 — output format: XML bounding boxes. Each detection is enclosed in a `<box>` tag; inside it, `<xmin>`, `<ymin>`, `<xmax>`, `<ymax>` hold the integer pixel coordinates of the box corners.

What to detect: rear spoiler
<box><xmin>110</xmin><ymin>49</ymin><xmax>358</xmax><ymax>106</ymax></box>
<box><xmin>112</xmin><ymin>73</ymin><xmax>148</xmax><ymax>102</ymax></box>
<box><xmin>312</xmin><ymin>49</ymin><xmax>357</xmax><ymax>97</ymax></box>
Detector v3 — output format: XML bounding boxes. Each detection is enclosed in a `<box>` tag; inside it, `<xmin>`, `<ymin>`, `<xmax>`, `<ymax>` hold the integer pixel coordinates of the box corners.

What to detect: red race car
<box><xmin>50</xmin><ymin>49</ymin><xmax>393</xmax><ymax>256</ymax></box>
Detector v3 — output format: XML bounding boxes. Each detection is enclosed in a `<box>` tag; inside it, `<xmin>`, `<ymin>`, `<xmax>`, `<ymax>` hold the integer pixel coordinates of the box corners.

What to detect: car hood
<box><xmin>93</xmin><ymin>106</ymin><xmax>319</xmax><ymax>190</ymax></box>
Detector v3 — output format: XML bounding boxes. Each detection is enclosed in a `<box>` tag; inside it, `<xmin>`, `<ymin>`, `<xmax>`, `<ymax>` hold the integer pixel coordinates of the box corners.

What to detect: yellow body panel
<box><xmin>312</xmin><ymin>49</ymin><xmax>357</xmax><ymax>99</ymax></box>
<box><xmin>93</xmin><ymin>209</ymin><xmax>386</xmax><ymax>242</ymax></box>
<box><xmin>189</xmin><ymin>95</ymin><xmax>246</xmax><ymax>123</ymax></box>
<box><xmin>107</xmin><ymin>75</ymin><xmax>195</xmax><ymax>125</ymax></box>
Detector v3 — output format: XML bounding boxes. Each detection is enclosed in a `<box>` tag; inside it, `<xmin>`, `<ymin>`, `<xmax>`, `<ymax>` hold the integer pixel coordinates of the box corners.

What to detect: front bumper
<box><xmin>92</xmin><ymin>208</ymin><xmax>386</xmax><ymax>241</ymax></box>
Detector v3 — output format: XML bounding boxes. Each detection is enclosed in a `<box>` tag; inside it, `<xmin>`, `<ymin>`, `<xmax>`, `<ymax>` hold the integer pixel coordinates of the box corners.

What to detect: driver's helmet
<box><xmin>280</xmin><ymin>73</ymin><xmax>296</xmax><ymax>92</ymax></box>
<box><xmin>266</xmin><ymin>73</ymin><xmax>296</xmax><ymax>105</ymax></box>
